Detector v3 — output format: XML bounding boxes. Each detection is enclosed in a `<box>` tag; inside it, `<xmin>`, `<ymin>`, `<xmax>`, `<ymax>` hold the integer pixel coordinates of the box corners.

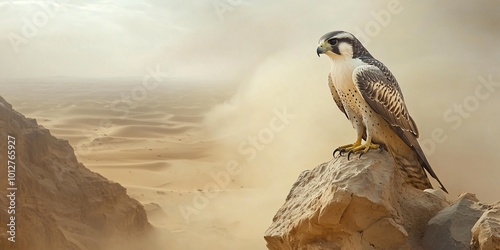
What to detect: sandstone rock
<box><xmin>422</xmin><ymin>193</ymin><xmax>488</xmax><ymax>249</ymax></box>
<box><xmin>0</xmin><ymin>96</ymin><xmax>151</xmax><ymax>250</ymax></box>
<box><xmin>471</xmin><ymin>201</ymin><xmax>500</xmax><ymax>250</ymax></box>
<box><xmin>264</xmin><ymin>151</ymin><xmax>448</xmax><ymax>250</ymax></box>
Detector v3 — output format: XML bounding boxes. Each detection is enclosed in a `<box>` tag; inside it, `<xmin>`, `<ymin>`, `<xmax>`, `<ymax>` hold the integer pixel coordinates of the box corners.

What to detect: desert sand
<box><xmin>1</xmin><ymin>80</ymin><xmax>280</xmax><ymax>249</ymax></box>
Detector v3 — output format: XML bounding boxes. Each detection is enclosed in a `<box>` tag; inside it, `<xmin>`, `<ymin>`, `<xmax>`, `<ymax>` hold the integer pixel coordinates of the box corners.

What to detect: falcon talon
<box><xmin>338</xmin><ymin>148</ymin><xmax>347</xmax><ymax>156</ymax></box>
<box><xmin>347</xmin><ymin>151</ymin><xmax>354</xmax><ymax>161</ymax></box>
<box><xmin>332</xmin><ymin>148</ymin><xmax>341</xmax><ymax>158</ymax></box>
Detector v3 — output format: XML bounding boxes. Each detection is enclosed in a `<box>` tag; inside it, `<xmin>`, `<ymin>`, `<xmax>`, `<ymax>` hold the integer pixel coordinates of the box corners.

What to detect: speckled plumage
<box><xmin>318</xmin><ymin>31</ymin><xmax>447</xmax><ymax>193</ymax></box>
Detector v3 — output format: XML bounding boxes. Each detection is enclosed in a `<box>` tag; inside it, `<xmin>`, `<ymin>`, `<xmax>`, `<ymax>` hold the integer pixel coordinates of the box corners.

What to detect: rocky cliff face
<box><xmin>264</xmin><ymin>151</ymin><xmax>500</xmax><ymax>249</ymax></box>
<box><xmin>0</xmin><ymin>95</ymin><xmax>151</xmax><ymax>250</ymax></box>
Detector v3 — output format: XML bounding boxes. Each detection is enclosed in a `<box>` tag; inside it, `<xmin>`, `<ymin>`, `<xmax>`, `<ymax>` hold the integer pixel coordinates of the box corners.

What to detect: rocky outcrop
<box><xmin>264</xmin><ymin>151</ymin><xmax>449</xmax><ymax>249</ymax></box>
<box><xmin>0</xmin><ymin>95</ymin><xmax>151</xmax><ymax>250</ymax></box>
<box><xmin>264</xmin><ymin>149</ymin><xmax>500</xmax><ymax>249</ymax></box>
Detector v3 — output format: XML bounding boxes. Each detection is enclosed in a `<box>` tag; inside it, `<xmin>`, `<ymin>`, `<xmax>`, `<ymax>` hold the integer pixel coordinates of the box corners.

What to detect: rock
<box><xmin>471</xmin><ymin>201</ymin><xmax>500</xmax><ymax>250</ymax></box>
<box><xmin>422</xmin><ymin>192</ymin><xmax>500</xmax><ymax>250</ymax></box>
<box><xmin>264</xmin><ymin>151</ymin><xmax>448</xmax><ymax>250</ymax></box>
<box><xmin>422</xmin><ymin>193</ymin><xmax>488</xmax><ymax>249</ymax></box>
<box><xmin>0</xmin><ymin>96</ymin><xmax>151</xmax><ymax>250</ymax></box>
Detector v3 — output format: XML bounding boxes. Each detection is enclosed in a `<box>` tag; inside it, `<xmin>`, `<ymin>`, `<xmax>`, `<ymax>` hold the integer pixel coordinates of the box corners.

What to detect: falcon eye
<box><xmin>328</xmin><ymin>38</ymin><xmax>338</xmax><ymax>46</ymax></box>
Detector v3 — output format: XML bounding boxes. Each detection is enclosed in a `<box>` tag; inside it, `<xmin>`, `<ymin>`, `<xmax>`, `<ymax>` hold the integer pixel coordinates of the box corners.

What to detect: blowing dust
<box><xmin>198</xmin><ymin>1</ymin><xmax>500</xmax><ymax>248</ymax></box>
<box><xmin>145</xmin><ymin>1</ymin><xmax>500</xmax><ymax>249</ymax></box>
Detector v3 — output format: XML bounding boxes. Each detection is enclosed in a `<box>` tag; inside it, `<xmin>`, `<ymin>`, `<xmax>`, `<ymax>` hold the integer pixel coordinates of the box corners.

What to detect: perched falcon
<box><xmin>317</xmin><ymin>30</ymin><xmax>447</xmax><ymax>193</ymax></box>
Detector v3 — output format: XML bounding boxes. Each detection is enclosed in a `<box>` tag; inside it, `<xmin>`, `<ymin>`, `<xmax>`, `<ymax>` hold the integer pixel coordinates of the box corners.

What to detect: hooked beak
<box><xmin>316</xmin><ymin>40</ymin><xmax>329</xmax><ymax>57</ymax></box>
<box><xmin>316</xmin><ymin>47</ymin><xmax>326</xmax><ymax>57</ymax></box>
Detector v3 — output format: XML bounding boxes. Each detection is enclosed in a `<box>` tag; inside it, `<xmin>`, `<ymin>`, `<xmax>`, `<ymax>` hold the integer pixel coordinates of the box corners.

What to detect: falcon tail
<box><xmin>392</xmin><ymin>154</ymin><xmax>433</xmax><ymax>190</ymax></box>
<box><xmin>390</xmin><ymin>144</ymin><xmax>448</xmax><ymax>194</ymax></box>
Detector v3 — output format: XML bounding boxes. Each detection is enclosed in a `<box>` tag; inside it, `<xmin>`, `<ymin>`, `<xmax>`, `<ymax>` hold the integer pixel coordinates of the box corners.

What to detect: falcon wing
<box><xmin>352</xmin><ymin>64</ymin><xmax>446</xmax><ymax>192</ymax></box>
<box><xmin>328</xmin><ymin>74</ymin><xmax>348</xmax><ymax>119</ymax></box>
<box><xmin>352</xmin><ymin>65</ymin><xmax>418</xmax><ymax>136</ymax></box>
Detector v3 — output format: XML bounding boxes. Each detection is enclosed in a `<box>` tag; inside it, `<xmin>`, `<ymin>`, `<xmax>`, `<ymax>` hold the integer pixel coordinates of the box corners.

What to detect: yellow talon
<box><xmin>347</xmin><ymin>140</ymin><xmax>380</xmax><ymax>160</ymax></box>
<box><xmin>338</xmin><ymin>142</ymin><xmax>362</xmax><ymax>151</ymax></box>
<box><xmin>333</xmin><ymin>137</ymin><xmax>362</xmax><ymax>157</ymax></box>
<box><xmin>350</xmin><ymin>143</ymin><xmax>379</xmax><ymax>154</ymax></box>
<box><xmin>333</xmin><ymin>135</ymin><xmax>380</xmax><ymax>160</ymax></box>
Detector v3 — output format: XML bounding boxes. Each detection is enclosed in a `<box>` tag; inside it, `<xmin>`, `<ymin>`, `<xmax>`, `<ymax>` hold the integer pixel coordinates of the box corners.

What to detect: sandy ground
<box><xmin>1</xmin><ymin>80</ymin><xmax>284</xmax><ymax>249</ymax></box>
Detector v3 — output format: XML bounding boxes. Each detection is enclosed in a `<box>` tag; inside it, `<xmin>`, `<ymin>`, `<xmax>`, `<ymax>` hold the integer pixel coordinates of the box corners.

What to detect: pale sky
<box><xmin>1</xmin><ymin>1</ymin><xmax>499</xmax><ymax>81</ymax></box>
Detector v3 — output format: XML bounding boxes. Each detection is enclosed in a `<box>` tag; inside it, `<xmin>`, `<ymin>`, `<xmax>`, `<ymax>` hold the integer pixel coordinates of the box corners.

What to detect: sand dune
<box><xmin>0</xmin><ymin>80</ymin><xmax>247</xmax><ymax>248</ymax></box>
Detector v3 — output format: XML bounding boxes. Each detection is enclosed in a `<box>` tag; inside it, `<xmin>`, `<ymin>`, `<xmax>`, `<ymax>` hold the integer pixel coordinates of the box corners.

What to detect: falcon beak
<box><xmin>317</xmin><ymin>42</ymin><xmax>328</xmax><ymax>57</ymax></box>
<box><xmin>316</xmin><ymin>47</ymin><xmax>325</xmax><ymax>57</ymax></box>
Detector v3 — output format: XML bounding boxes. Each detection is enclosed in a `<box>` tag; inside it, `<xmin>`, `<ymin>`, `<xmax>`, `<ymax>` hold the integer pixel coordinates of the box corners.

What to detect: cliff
<box><xmin>0</xmin><ymin>95</ymin><xmax>151</xmax><ymax>250</ymax></box>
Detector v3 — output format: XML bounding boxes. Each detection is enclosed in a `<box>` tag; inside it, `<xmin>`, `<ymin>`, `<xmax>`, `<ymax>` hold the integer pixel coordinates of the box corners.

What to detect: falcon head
<box><xmin>316</xmin><ymin>31</ymin><xmax>371</xmax><ymax>59</ymax></box>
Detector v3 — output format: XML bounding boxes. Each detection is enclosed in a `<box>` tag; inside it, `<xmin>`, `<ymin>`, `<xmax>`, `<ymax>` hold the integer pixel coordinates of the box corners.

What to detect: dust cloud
<box><xmin>194</xmin><ymin>1</ymin><xmax>500</xmax><ymax>249</ymax></box>
<box><xmin>202</xmin><ymin>0</ymin><xmax>500</xmax><ymax>229</ymax></box>
<box><xmin>206</xmin><ymin>1</ymin><xmax>500</xmax><ymax>201</ymax></box>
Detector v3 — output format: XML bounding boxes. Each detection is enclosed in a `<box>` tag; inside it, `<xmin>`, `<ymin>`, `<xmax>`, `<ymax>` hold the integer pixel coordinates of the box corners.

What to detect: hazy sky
<box><xmin>2</xmin><ymin>0</ymin><xmax>480</xmax><ymax>80</ymax></box>
<box><xmin>1</xmin><ymin>0</ymin><xmax>300</xmax><ymax>80</ymax></box>
<box><xmin>2</xmin><ymin>1</ymin><xmax>499</xmax><ymax>80</ymax></box>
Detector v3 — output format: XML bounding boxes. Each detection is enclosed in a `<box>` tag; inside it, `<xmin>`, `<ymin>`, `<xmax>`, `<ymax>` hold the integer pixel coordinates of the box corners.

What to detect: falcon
<box><xmin>316</xmin><ymin>30</ymin><xmax>447</xmax><ymax>193</ymax></box>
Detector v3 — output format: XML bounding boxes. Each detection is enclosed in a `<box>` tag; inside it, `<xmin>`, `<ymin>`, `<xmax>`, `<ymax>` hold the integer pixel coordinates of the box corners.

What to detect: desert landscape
<box><xmin>1</xmin><ymin>1</ymin><xmax>500</xmax><ymax>249</ymax></box>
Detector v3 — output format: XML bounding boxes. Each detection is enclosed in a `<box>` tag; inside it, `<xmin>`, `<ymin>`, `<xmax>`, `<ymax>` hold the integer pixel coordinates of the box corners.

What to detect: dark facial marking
<box><xmin>328</xmin><ymin>38</ymin><xmax>338</xmax><ymax>46</ymax></box>
<box><xmin>319</xmin><ymin>31</ymin><xmax>373</xmax><ymax>58</ymax></box>
<box><xmin>329</xmin><ymin>37</ymin><xmax>353</xmax><ymax>56</ymax></box>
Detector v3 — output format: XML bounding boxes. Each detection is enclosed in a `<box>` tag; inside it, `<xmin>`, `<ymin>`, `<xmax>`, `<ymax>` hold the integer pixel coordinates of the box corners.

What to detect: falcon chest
<box><xmin>329</xmin><ymin>59</ymin><xmax>369</xmax><ymax>126</ymax></box>
<box><xmin>329</xmin><ymin>58</ymin><xmax>403</xmax><ymax>150</ymax></box>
